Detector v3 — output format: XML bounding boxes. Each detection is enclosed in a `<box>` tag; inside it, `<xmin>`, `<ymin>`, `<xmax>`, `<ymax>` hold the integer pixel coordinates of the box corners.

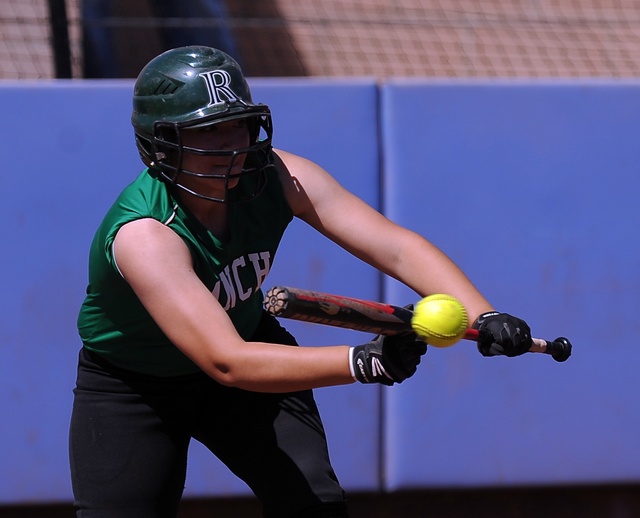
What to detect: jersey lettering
<box><xmin>232</xmin><ymin>256</ymin><xmax>252</xmax><ymax>301</ymax></box>
<box><xmin>199</xmin><ymin>70</ymin><xmax>239</xmax><ymax>106</ymax></box>
<box><xmin>248</xmin><ymin>251</ymin><xmax>271</xmax><ymax>290</ymax></box>
<box><xmin>218</xmin><ymin>266</ymin><xmax>236</xmax><ymax>311</ymax></box>
<box><xmin>212</xmin><ymin>251</ymin><xmax>272</xmax><ymax>311</ymax></box>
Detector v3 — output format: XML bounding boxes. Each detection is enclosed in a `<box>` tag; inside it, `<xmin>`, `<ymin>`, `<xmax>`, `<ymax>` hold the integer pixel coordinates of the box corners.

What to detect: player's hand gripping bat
<box><xmin>263</xmin><ymin>286</ymin><xmax>572</xmax><ymax>362</ymax></box>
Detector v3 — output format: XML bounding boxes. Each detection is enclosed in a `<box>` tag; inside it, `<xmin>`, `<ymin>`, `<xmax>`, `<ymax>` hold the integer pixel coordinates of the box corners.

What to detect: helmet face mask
<box><xmin>151</xmin><ymin>110</ymin><xmax>273</xmax><ymax>203</ymax></box>
<box><xmin>131</xmin><ymin>46</ymin><xmax>273</xmax><ymax>203</ymax></box>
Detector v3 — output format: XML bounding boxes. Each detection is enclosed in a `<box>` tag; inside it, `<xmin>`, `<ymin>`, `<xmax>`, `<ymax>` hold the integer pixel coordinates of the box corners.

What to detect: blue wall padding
<box><xmin>0</xmin><ymin>79</ymin><xmax>381</xmax><ymax>504</ymax></box>
<box><xmin>185</xmin><ymin>79</ymin><xmax>383</xmax><ymax>497</ymax></box>
<box><xmin>2</xmin><ymin>78</ymin><xmax>640</xmax><ymax>504</ymax></box>
<box><xmin>381</xmin><ymin>80</ymin><xmax>640</xmax><ymax>489</ymax></box>
<box><xmin>1</xmin><ymin>82</ymin><xmax>140</xmax><ymax>503</ymax></box>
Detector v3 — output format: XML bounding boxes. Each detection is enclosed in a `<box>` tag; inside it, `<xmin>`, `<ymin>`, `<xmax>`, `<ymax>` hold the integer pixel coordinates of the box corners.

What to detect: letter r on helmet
<box><xmin>199</xmin><ymin>70</ymin><xmax>239</xmax><ymax>106</ymax></box>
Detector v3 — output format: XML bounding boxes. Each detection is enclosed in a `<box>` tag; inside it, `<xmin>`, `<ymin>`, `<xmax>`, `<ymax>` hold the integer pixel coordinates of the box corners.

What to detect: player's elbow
<box><xmin>200</xmin><ymin>355</ymin><xmax>251</xmax><ymax>388</ymax></box>
<box><xmin>204</xmin><ymin>360</ymin><xmax>239</xmax><ymax>387</ymax></box>
<box><xmin>187</xmin><ymin>337</ymin><xmax>250</xmax><ymax>387</ymax></box>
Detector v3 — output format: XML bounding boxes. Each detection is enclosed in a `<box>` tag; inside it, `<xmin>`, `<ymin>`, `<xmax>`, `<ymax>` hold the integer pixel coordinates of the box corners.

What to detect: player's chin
<box><xmin>226</xmin><ymin>176</ymin><xmax>241</xmax><ymax>189</ymax></box>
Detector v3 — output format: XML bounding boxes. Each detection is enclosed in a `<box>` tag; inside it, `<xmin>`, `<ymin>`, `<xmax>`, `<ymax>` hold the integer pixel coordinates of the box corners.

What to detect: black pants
<box><xmin>69</xmin><ymin>312</ymin><xmax>349</xmax><ymax>518</ymax></box>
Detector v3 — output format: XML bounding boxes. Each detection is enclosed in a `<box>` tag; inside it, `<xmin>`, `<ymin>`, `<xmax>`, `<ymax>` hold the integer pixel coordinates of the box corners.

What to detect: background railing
<box><xmin>2</xmin><ymin>0</ymin><xmax>640</xmax><ymax>79</ymax></box>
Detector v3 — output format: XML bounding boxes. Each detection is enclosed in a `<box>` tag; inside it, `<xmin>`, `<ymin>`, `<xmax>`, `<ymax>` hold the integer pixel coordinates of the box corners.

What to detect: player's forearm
<box><xmin>199</xmin><ymin>342</ymin><xmax>355</xmax><ymax>392</ymax></box>
<box><xmin>324</xmin><ymin>209</ymin><xmax>493</xmax><ymax>321</ymax></box>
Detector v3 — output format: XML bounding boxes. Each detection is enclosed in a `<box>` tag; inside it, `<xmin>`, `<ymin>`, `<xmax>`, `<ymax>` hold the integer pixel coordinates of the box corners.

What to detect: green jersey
<box><xmin>77</xmin><ymin>159</ymin><xmax>293</xmax><ymax>376</ymax></box>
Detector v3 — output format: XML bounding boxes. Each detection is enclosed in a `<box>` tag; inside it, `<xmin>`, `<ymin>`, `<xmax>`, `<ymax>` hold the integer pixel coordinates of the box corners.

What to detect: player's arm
<box><xmin>273</xmin><ymin>149</ymin><xmax>494</xmax><ymax>323</ymax></box>
<box><xmin>113</xmin><ymin>218</ymin><xmax>353</xmax><ymax>392</ymax></box>
<box><xmin>274</xmin><ymin>150</ymin><xmax>534</xmax><ymax>357</ymax></box>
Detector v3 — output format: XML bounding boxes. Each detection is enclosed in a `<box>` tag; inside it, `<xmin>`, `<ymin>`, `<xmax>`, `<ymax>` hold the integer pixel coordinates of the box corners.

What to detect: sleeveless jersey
<box><xmin>77</xmin><ymin>157</ymin><xmax>293</xmax><ymax>376</ymax></box>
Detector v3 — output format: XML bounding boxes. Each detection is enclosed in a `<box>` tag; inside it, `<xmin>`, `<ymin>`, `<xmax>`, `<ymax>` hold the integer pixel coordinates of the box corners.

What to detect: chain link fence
<box><xmin>2</xmin><ymin>0</ymin><xmax>640</xmax><ymax>79</ymax></box>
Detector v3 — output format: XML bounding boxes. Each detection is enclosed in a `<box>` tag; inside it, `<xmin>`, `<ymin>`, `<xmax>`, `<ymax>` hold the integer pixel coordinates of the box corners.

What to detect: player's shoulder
<box><xmin>272</xmin><ymin>149</ymin><xmax>332</xmax><ymax>185</ymax></box>
<box><xmin>271</xmin><ymin>149</ymin><xmax>346</xmax><ymax>219</ymax></box>
<box><xmin>112</xmin><ymin>169</ymin><xmax>173</xmax><ymax>214</ymax></box>
<box><xmin>98</xmin><ymin>169</ymin><xmax>176</xmax><ymax>246</ymax></box>
<box><xmin>273</xmin><ymin>148</ymin><xmax>313</xmax><ymax>169</ymax></box>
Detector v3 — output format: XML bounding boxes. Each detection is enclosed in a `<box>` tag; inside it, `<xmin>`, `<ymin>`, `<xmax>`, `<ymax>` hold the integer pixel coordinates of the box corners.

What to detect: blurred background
<box><xmin>2</xmin><ymin>1</ymin><xmax>640</xmax><ymax>518</ymax></box>
<box><xmin>3</xmin><ymin>0</ymin><xmax>640</xmax><ymax>80</ymax></box>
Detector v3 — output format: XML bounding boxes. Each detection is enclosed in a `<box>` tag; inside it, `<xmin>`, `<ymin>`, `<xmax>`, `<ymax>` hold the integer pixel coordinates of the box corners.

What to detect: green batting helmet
<box><xmin>131</xmin><ymin>46</ymin><xmax>273</xmax><ymax>203</ymax></box>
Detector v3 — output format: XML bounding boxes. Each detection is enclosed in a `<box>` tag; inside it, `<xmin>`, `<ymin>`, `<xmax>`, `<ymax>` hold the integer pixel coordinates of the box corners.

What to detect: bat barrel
<box><xmin>264</xmin><ymin>286</ymin><xmax>412</xmax><ymax>335</ymax></box>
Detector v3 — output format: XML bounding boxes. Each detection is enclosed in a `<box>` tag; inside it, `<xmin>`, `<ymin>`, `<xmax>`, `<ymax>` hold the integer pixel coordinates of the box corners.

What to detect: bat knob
<box><xmin>549</xmin><ymin>336</ymin><xmax>572</xmax><ymax>362</ymax></box>
<box><xmin>264</xmin><ymin>286</ymin><xmax>289</xmax><ymax>316</ymax></box>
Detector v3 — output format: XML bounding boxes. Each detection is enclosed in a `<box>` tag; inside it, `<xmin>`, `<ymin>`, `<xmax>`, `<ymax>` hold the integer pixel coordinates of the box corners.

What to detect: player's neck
<box><xmin>181</xmin><ymin>193</ymin><xmax>231</xmax><ymax>241</ymax></box>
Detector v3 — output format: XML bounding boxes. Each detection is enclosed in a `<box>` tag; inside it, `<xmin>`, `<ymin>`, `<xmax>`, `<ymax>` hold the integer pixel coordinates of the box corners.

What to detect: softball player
<box><xmin>69</xmin><ymin>46</ymin><xmax>532</xmax><ymax>518</ymax></box>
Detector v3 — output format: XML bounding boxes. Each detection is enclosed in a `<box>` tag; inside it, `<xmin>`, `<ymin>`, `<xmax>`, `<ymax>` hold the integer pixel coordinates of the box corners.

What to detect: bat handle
<box><xmin>463</xmin><ymin>329</ymin><xmax>572</xmax><ymax>362</ymax></box>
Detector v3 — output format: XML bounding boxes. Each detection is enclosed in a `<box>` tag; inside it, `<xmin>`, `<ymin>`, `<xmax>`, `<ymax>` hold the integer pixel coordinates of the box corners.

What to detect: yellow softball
<box><xmin>411</xmin><ymin>294</ymin><xmax>468</xmax><ymax>348</ymax></box>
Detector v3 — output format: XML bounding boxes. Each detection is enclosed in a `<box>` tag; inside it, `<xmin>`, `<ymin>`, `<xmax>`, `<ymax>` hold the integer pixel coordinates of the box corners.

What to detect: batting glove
<box><xmin>473</xmin><ymin>311</ymin><xmax>532</xmax><ymax>357</ymax></box>
<box><xmin>350</xmin><ymin>333</ymin><xmax>427</xmax><ymax>386</ymax></box>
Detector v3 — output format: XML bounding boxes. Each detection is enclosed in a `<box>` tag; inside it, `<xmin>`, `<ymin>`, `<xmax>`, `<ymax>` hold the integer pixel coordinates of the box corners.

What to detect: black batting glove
<box><xmin>473</xmin><ymin>311</ymin><xmax>532</xmax><ymax>357</ymax></box>
<box><xmin>350</xmin><ymin>333</ymin><xmax>427</xmax><ymax>386</ymax></box>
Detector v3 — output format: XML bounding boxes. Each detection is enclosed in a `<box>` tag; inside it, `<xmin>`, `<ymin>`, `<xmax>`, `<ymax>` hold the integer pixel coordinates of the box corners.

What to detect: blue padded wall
<box><xmin>381</xmin><ymin>80</ymin><xmax>640</xmax><ymax>489</ymax></box>
<box><xmin>185</xmin><ymin>78</ymin><xmax>383</xmax><ymax>497</ymax></box>
<box><xmin>1</xmin><ymin>81</ymin><xmax>140</xmax><ymax>503</ymax></box>
<box><xmin>255</xmin><ymin>78</ymin><xmax>382</xmax><ymax>493</ymax></box>
<box><xmin>0</xmin><ymin>79</ymin><xmax>381</xmax><ymax>504</ymax></box>
<box><xmin>3</xmin><ymin>77</ymin><xmax>640</xmax><ymax>505</ymax></box>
